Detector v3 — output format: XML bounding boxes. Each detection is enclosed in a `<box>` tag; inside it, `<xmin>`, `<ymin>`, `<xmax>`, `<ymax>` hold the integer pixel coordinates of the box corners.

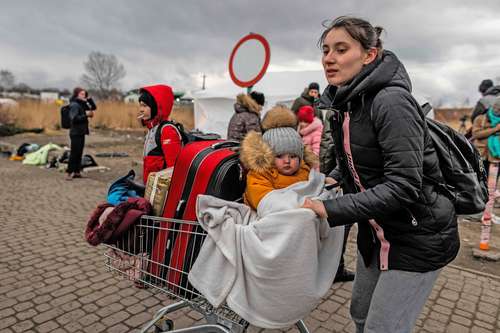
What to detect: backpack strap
<box><xmin>155</xmin><ymin>120</ymin><xmax>188</xmax><ymax>149</ymax></box>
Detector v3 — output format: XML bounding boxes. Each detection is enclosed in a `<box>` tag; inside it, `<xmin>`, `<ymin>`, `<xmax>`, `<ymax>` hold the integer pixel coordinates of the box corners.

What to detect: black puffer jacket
<box><xmin>291</xmin><ymin>88</ymin><xmax>324</xmax><ymax>122</ymax></box>
<box><xmin>69</xmin><ymin>97</ymin><xmax>96</xmax><ymax>136</ymax></box>
<box><xmin>320</xmin><ymin>50</ymin><xmax>459</xmax><ymax>272</ymax></box>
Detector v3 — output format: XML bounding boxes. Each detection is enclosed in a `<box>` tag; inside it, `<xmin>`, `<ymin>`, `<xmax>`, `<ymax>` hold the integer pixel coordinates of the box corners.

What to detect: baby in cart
<box><xmin>191</xmin><ymin>105</ymin><xmax>344</xmax><ymax>329</ymax></box>
<box><xmin>239</xmin><ymin>106</ymin><xmax>320</xmax><ymax>211</ymax></box>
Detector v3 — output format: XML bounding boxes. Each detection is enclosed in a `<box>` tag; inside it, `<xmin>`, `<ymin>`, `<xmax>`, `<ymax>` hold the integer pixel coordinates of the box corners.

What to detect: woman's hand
<box><xmin>302</xmin><ymin>198</ymin><xmax>328</xmax><ymax>219</ymax></box>
<box><xmin>85</xmin><ymin>110</ymin><xmax>94</xmax><ymax>118</ymax></box>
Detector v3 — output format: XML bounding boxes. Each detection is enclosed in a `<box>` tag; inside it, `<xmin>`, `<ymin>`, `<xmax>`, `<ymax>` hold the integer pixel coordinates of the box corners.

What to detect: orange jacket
<box><xmin>244</xmin><ymin>162</ymin><xmax>311</xmax><ymax>210</ymax></box>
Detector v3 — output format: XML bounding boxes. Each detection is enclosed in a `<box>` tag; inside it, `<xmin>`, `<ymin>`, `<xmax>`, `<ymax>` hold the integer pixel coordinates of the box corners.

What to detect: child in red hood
<box><xmin>138</xmin><ymin>84</ymin><xmax>182</xmax><ymax>184</ymax></box>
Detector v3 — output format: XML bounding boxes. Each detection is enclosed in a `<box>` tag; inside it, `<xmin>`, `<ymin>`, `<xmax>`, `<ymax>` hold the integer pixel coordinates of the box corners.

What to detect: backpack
<box><xmin>60</xmin><ymin>104</ymin><xmax>71</xmax><ymax>129</ymax></box>
<box><xmin>421</xmin><ymin>103</ymin><xmax>488</xmax><ymax>215</ymax></box>
<box><xmin>155</xmin><ymin>120</ymin><xmax>220</xmax><ymax>148</ymax></box>
<box><xmin>370</xmin><ymin>97</ymin><xmax>488</xmax><ymax>215</ymax></box>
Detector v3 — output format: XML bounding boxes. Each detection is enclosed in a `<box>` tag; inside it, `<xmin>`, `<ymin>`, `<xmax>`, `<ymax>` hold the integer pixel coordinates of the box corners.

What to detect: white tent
<box><xmin>192</xmin><ymin>71</ymin><xmax>328</xmax><ymax>138</ymax></box>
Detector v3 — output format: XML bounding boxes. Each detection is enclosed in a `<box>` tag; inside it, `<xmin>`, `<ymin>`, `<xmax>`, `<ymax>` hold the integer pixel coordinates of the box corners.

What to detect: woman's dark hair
<box><xmin>319</xmin><ymin>16</ymin><xmax>384</xmax><ymax>55</ymax></box>
<box><xmin>72</xmin><ymin>87</ymin><xmax>87</xmax><ymax>99</ymax></box>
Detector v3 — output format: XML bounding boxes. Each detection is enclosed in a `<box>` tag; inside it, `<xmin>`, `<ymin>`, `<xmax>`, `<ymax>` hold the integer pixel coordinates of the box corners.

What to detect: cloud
<box><xmin>1</xmin><ymin>0</ymin><xmax>499</xmax><ymax>105</ymax></box>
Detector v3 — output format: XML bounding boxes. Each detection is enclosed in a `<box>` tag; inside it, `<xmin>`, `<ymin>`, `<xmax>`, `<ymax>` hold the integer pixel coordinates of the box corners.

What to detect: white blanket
<box><xmin>188</xmin><ymin>169</ymin><xmax>344</xmax><ymax>329</ymax></box>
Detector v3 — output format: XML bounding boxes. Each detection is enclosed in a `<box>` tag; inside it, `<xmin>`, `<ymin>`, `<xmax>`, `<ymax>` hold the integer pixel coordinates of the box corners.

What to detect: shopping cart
<box><xmin>104</xmin><ymin>215</ymin><xmax>311</xmax><ymax>333</ymax></box>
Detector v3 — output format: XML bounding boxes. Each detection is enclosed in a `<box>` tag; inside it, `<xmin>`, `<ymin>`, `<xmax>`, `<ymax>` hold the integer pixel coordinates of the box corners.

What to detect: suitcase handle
<box><xmin>211</xmin><ymin>141</ymin><xmax>239</xmax><ymax>150</ymax></box>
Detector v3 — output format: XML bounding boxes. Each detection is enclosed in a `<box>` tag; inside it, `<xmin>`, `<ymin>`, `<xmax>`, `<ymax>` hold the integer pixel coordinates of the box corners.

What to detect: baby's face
<box><xmin>275</xmin><ymin>153</ymin><xmax>301</xmax><ymax>176</ymax></box>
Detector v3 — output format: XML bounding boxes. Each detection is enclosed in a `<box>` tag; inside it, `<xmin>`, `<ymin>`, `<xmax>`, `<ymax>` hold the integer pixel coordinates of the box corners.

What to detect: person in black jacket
<box><xmin>302</xmin><ymin>16</ymin><xmax>459</xmax><ymax>332</ymax></box>
<box><xmin>66</xmin><ymin>87</ymin><xmax>97</xmax><ymax>180</ymax></box>
<box><xmin>291</xmin><ymin>82</ymin><xmax>324</xmax><ymax>122</ymax></box>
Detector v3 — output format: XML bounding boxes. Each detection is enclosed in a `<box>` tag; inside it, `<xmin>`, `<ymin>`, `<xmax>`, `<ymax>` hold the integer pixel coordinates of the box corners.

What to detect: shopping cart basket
<box><xmin>104</xmin><ymin>215</ymin><xmax>311</xmax><ymax>333</ymax></box>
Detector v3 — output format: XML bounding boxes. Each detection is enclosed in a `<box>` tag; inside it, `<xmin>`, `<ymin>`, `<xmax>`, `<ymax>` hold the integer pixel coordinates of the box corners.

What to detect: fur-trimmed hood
<box><xmin>234</xmin><ymin>93</ymin><xmax>261</xmax><ymax>115</ymax></box>
<box><xmin>240</xmin><ymin>131</ymin><xmax>319</xmax><ymax>173</ymax></box>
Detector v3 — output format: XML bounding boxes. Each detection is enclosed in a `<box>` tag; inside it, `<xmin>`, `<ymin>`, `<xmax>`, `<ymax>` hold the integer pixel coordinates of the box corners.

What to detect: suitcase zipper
<box><xmin>206</xmin><ymin>156</ymin><xmax>239</xmax><ymax>197</ymax></box>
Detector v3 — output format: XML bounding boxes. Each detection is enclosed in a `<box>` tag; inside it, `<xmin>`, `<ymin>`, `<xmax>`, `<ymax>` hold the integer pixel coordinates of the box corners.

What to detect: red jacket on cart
<box><xmin>141</xmin><ymin>85</ymin><xmax>183</xmax><ymax>184</ymax></box>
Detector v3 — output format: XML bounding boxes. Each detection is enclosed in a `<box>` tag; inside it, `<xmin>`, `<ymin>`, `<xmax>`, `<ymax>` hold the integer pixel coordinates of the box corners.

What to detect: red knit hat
<box><xmin>297</xmin><ymin>105</ymin><xmax>314</xmax><ymax>123</ymax></box>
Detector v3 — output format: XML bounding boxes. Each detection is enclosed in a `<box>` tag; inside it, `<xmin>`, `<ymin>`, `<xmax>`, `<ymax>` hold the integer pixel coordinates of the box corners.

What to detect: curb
<box><xmin>448</xmin><ymin>263</ymin><xmax>500</xmax><ymax>281</ymax></box>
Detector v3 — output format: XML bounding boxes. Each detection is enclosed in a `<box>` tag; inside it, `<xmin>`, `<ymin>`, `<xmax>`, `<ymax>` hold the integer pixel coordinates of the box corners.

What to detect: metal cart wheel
<box><xmin>154</xmin><ymin>317</ymin><xmax>174</xmax><ymax>332</ymax></box>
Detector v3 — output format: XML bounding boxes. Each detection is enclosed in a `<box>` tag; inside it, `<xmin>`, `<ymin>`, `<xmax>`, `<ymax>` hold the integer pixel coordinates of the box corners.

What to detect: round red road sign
<box><xmin>228</xmin><ymin>33</ymin><xmax>271</xmax><ymax>88</ymax></box>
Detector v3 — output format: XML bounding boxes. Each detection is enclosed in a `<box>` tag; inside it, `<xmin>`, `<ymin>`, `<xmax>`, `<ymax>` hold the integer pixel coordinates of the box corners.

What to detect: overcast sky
<box><xmin>1</xmin><ymin>0</ymin><xmax>500</xmax><ymax>106</ymax></box>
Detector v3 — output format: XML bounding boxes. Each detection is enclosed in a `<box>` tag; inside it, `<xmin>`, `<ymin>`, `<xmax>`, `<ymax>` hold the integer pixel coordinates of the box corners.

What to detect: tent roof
<box><xmin>191</xmin><ymin>70</ymin><xmax>328</xmax><ymax>99</ymax></box>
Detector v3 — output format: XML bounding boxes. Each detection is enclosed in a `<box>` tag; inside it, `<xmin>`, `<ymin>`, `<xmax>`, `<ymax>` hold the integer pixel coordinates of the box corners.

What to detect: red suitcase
<box><xmin>149</xmin><ymin>140</ymin><xmax>244</xmax><ymax>298</ymax></box>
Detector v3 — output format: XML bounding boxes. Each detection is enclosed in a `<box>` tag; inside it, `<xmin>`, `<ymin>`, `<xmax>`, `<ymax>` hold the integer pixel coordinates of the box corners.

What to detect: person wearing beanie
<box><xmin>65</xmin><ymin>87</ymin><xmax>97</xmax><ymax>180</ymax></box>
<box><xmin>471</xmin><ymin>79</ymin><xmax>500</xmax><ymax>124</ymax></box>
<box><xmin>291</xmin><ymin>82</ymin><xmax>324</xmax><ymax>122</ymax></box>
<box><xmin>227</xmin><ymin>93</ymin><xmax>263</xmax><ymax>141</ymax></box>
<box><xmin>479</xmin><ymin>79</ymin><xmax>494</xmax><ymax>95</ymax></box>
<box><xmin>308</xmin><ymin>82</ymin><xmax>320</xmax><ymax>93</ymax></box>
<box><xmin>297</xmin><ymin>105</ymin><xmax>324</xmax><ymax>157</ymax></box>
<box><xmin>250</xmin><ymin>91</ymin><xmax>265</xmax><ymax>107</ymax></box>
<box><xmin>138</xmin><ymin>84</ymin><xmax>182</xmax><ymax>184</ymax></box>
<box><xmin>239</xmin><ymin>106</ymin><xmax>319</xmax><ymax>211</ymax></box>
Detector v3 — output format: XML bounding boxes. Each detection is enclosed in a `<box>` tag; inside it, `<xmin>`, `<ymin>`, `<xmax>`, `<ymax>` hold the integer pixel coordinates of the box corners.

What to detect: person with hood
<box><xmin>302</xmin><ymin>16</ymin><xmax>459</xmax><ymax>332</ymax></box>
<box><xmin>227</xmin><ymin>93</ymin><xmax>263</xmax><ymax>141</ymax></box>
<box><xmin>66</xmin><ymin>87</ymin><xmax>97</xmax><ymax>180</ymax></box>
<box><xmin>291</xmin><ymin>82</ymin><xmax>323</xmax><ymax>122</ymax></box>
<box><xmin>138</xmin><ymin>84</ymin><xmax>182</xmax><ymax>184</ymax></box>
<box><xmin>471</xmin><ymin>79</ymin><xmax>500</xmax><ymax>123</ymax></box>
<box><xmin>297</xmin><ymin>105</ymin><xmax>323</xmax><ymax>157</ymax></box>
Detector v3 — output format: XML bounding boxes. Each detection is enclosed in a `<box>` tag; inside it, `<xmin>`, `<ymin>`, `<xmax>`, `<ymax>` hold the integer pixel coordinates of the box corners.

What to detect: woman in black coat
<box><xmin>303</xmin><ymin>16</ymin><xmax>459</xmax><ymax>332</ymax></box>
<box><xmin>66</xmin><ymin>87</ymin><xmax>96</xmax><ymax>180</ymax></box>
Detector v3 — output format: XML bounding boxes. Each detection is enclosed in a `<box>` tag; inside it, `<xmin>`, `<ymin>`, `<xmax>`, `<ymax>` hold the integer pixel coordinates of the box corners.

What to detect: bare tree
<box><xmin>81</xmin><ymin>51</ymin><xmax>126</xmax><ymax>98</ymax></box>
<box><xmin>13</xmin><ymin>83</ymin><xmax>31</xmax><ymax>94</ymax></box>
<box><xmin>0</xmin><ymin>70</ymin><xmax>15</xmax><ymax>91</ymax></box>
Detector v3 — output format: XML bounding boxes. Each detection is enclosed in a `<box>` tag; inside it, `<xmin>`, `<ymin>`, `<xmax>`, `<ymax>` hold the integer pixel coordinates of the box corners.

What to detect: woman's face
<box><xmin>77</xmin><ymin>90</ymin><xmax>87</xmax><ymax>100</ymax></box>
<box><xmin>138</xmin><ymin>101</ymin><xmax>152</xmax><ymax>121</ymax></box>
<box><xmin>322</xmin><ymin>27</ymin><xmax>377</xmax><ymax>86</ymax></box>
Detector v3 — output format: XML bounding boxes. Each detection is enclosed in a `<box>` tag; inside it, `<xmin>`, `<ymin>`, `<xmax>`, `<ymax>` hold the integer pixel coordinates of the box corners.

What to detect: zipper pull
<box><xmin>411</xmin><ymin>215</ymin><xmax>418</xmax><ymax>227</ymax></box>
